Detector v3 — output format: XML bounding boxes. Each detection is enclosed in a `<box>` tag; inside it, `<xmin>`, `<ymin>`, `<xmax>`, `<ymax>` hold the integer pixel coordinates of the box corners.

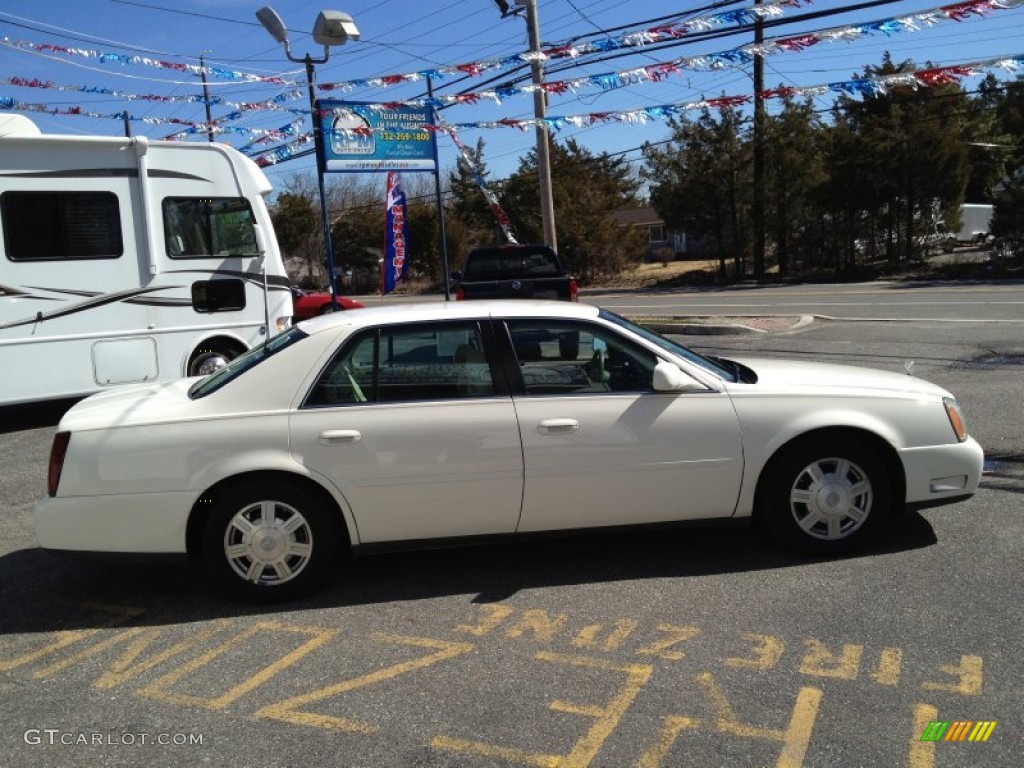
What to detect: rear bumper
<box><xmin>34</xmin><ymin>492</ymin><xmax>193</xmax><ymax>554</ymax></box>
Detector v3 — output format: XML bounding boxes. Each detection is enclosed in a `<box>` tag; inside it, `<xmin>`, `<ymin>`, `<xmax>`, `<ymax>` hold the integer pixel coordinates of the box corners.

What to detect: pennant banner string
<box><xmin>0</xmin><ymin>75</ymin><xmax>307</xmax><ymax>112</ymax></box>
<box><xmin>336</xmin><ymin>0</ymin><xmax>1024</xmax><ymax>108</ymax></box>
<box><xmin>439</xmin><ymin>116</ymin><xmax>519</xmax><ymax>244</ymax></box>
<box><xmin>0</xmin><ymin>36</ymin><xmax>294</xmax><ymax>84</ymax></box>
<box><xmin>247</xmin><ymin>53</ymin><xmax>1024</xmax><ymax>158</ymax></box>
<box><xmin>0</xmin><ymin>1</ymin><xmax>810</xmax><ymax>94</ymax></box>
<box><xmin>6</xmin><ymin>53</ymin><xmax>1020</xmax><ymax>152</ymax></box>
<box><xmin>0</xmin><ymin>95</ymin><xmax>308</xmax><ymax>139</ymax></box>
<box><xmin>4</xmin><ymin>0</ymin><xmax>1021</xmax><ymax>121</ymax></box>
<box><xmin>315</xmin><ymin>0</ymin><xmax>1022</xmax><ymax>96</ymax></box>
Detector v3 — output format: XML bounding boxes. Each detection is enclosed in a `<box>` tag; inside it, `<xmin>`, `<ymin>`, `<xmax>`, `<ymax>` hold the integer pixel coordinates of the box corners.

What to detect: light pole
<box><xmin>256</xmin><ymin>6</ymin><xmax>360</xmax><ymax>305</ymax></box>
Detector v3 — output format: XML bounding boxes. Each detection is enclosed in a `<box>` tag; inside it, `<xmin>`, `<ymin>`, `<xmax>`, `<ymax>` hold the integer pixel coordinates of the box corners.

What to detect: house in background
<box><xmin>611</xmin><ymin>206</ymin><xmax>687</xmax><ymax>261</ymax></box>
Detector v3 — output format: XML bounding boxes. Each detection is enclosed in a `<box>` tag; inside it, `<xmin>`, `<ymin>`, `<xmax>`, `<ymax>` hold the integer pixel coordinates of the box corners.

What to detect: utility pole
<box><xmin>427</xmin><ymin>76</ymin><xmax>452</xmax><ymax>300</ymax></box>
<box><xmin>752</xmin><ymin>0</ymin><xmax>766</xmax><ymax>278</ymax></box>
<box><xmin>200</xmin><ymin>54</ymin><xmax>215</xmax><ymax>143</ymax></box>
<box><xmin>519</xmin><ymin>0</ymin><xmax>557</xmax><ymax>252</ymax></box>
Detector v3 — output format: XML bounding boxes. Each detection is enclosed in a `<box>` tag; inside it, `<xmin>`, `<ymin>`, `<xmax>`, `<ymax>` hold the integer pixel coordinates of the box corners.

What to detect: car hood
<box><xmin>725</xmin><ymin>357</ymin><xmax>952</xmax><ymax>399</ymax></box>
<box><xmin>59</xmin><ymin>379</ymin><xmax>197</xmax><ymax>432</ymax></box>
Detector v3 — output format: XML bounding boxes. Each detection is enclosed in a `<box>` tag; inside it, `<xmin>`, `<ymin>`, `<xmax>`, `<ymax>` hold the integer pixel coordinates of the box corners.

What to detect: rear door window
<box><xmin>305</xmin><ymin>321</ymin><xmax>498</xmax><ymax>406</ymax></box>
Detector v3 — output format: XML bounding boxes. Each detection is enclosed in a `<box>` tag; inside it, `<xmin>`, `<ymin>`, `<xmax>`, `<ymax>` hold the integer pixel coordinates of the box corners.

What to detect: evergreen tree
<box><xmin>763</xmin><ymin>96</ymin><xmax>827</xmax><ymax>277</ymax></box>
<box><xmin>270</xmin><ymin>190</ymin><xmax>323</xmax><ymax>286</ymax></box>
<box><xmin>503</xmin><ymin>137</ymin><xmax>644</xmax><ymax>281</ymax></box>
<box><xmin>989</xmin><ymin>74</ymin><xmax>1024</xmax><ymax>258</ymax></box>
<box><xmin>643</xmin><ymin>105</ymin><xmax>751</xmax><ymax>278</ymax></box>
<box><xmin>834</xmin><ymin>54</ymin><xmax>970</xmax><ymax>262</ymax></box>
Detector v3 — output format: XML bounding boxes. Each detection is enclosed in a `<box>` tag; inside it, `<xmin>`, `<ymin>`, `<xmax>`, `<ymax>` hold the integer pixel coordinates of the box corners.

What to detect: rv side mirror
<box><xmin>653</xmin><ymin>361</ymin><xmax>704</xmax><ymax>392</ymax></box>
<box><xmin>253</xmin><ymin>222</ymin><xmax>268</xmax><ymax>256</ymax></box>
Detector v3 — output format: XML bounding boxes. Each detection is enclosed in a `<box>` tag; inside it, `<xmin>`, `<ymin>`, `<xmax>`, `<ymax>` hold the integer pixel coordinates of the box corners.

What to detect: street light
<box><xmin>256</xmin><ymin>5</ymin><xmax>360</xmax><ymax>306</ymax></box>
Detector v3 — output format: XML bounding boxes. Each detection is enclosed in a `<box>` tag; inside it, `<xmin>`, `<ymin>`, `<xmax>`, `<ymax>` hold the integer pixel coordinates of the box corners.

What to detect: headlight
<box><xmin>943</xmin><ymin>397</ymin><xmax>968</xmax><ymax>442</ymax></box>
<box><xmin>275</xmin><ymin>315</ymin><xmax>292</xmax><ymax>333</ymax></box>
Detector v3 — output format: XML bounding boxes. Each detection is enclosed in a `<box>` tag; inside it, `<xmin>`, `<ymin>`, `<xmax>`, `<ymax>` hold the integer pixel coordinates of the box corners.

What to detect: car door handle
<box><xmin>318</xmin><ymin>429</ymin><xmax>362</xmax><ymax>444</ymax></box>
<box><xmin>537</xmin><ymin>418</ymin><xmax>579</xmax><ymax>434</ymax></box>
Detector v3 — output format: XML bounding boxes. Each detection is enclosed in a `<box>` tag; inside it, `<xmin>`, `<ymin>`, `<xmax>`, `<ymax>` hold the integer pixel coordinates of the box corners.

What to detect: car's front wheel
<box><xmin>202</xmin><ymin>481</ymin><xmax>341</xmax><ymax>600</ymax></box>
<box><xmin>759</xmin><ymin>437</ymin><xmax>890</xmax><ymax>554</ymax></box>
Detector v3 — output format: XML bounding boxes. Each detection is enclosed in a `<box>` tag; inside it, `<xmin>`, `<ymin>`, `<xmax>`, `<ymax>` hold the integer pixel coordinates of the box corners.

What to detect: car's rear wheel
<box><xmin>760</xmin><ymin>437</ymin><xmax>890</xmax><ymax>554</ymax></box>
<box><xmin>202</xmin><ymin>481</ymin><xmax>341</xmax><ymax>600</ymax></box>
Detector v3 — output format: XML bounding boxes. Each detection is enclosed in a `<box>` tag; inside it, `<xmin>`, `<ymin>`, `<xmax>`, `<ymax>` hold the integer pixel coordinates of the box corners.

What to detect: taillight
<box><xmin>455</xmin><ymin>286</ymin><xmax>465</xmax><ymax>301</ymax></box>
<box><xmin>48</xmin><ymin>431</ymin><xmax>71</xmax><ymax>497</ymax></box>
<box><xmin>569</xmin><ymin>278</ymin><xmax>579</xmax><ymax>302</ymax></box>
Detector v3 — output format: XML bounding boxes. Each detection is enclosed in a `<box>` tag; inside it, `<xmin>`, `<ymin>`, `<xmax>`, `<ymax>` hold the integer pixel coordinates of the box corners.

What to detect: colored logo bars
<box><xmin>920</xmin><ymin>720</ymin><xmax>997</xmax><ymax>742</ymax></box>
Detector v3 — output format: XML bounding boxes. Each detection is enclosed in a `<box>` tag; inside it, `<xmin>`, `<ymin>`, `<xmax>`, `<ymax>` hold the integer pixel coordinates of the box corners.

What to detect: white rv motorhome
<box><xmin>0</xmin><ymin>114</ymin><xmax>293</xmax><ymax>406</ymax></box>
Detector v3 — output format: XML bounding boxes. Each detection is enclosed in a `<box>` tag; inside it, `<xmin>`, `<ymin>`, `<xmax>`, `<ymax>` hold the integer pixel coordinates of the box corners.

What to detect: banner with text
<box><xmin>382</xmin><ymin>172</ymin><xmax>408</xmax><ymax>295</ymax></box>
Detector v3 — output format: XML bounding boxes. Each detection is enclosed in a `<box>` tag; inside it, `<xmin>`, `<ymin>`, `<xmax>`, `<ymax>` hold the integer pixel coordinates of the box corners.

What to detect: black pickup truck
<box><xmin>452</xmin><ymin>243</ymin><xmax>578</xmax><ymax>301</ymax></box>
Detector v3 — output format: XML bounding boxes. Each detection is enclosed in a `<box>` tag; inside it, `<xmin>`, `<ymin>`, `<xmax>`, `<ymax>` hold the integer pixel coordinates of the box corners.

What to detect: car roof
<box><xmin>297</xmin><ymin>299</ymin><xmax>601</xmax><ymax>335</ymax></box>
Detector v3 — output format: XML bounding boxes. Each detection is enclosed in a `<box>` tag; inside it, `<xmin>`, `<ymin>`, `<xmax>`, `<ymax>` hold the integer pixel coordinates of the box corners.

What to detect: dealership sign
<box><xmin>318</xmin><ymin>100</ymin><xmax>436</xmax><ymax>173</ymax></box>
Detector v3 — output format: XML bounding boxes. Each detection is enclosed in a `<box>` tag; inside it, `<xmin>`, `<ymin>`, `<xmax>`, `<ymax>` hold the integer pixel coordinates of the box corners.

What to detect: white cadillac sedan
<box><xmin>36</xmin><ymin>301</ymin><xmax>983</xmax><ymax>600</ymax></box>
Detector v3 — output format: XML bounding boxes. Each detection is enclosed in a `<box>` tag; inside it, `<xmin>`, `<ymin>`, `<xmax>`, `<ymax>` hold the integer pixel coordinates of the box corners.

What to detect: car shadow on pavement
<box><xmin>0</xmin><ymin>513</ymin><xmax>937</xmax><ymax>635</ymax></box>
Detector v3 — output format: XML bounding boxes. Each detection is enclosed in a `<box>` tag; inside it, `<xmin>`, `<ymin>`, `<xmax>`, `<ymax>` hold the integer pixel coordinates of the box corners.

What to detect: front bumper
<box><xmin>900</xmin><ymin>436</ymin><xmax>984</xmax><ymax>509</ymax></box>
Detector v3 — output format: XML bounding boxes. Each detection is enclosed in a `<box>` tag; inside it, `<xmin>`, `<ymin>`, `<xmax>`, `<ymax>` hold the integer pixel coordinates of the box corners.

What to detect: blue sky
<box><xmin>2</xmin><ymin>0</ymin><xmax>1023</xmax><ymax>191</ymax></box>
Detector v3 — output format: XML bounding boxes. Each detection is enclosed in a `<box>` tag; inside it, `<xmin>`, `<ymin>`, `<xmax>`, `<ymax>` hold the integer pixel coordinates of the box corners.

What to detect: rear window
<box><xmin>188</xmin><ymin>326</ymin><xmax>307</xmax><ymax>399</ymax></box>
<box><xmin>462</xmin><ymin>247</ymin><xmax>562</xmax><ymax>280</ymax></box>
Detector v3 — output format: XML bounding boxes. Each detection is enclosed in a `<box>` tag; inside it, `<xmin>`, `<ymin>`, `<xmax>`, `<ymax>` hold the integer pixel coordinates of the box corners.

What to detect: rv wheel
<box><xmin>188</xmin><ymin>341</ymin><xmax>245</xmax><ymax>377</ymax></box>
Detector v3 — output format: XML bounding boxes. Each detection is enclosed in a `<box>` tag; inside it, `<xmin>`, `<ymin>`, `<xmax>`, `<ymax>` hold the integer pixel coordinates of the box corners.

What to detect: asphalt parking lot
<box><xmin>1</xmin><ymin>316</ymin><xmax>1021</xmax><ymax>768</ymax></box>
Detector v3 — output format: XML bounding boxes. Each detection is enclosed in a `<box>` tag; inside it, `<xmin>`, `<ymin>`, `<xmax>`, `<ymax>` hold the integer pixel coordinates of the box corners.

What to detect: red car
<box><xmin>290</xmin><ymin>287</ymin><xmax>365</xmax><ymax>321</ymax></box>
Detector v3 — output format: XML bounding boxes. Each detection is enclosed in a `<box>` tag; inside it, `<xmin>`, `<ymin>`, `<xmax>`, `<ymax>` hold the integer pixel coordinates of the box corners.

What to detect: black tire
<box><xmin>202</xmin><ymin>480</ymin><xmax>342</xmax><ymax>601</ymax></box>
<box><xmin>318</xmin><ymin>302</ymin><xmax>337</xmax><ymax>315</ymax></box>
<box><xmin>759</xmin><ymin>436</ymin><xmax>891</xmax><ymax>555</ymax></box>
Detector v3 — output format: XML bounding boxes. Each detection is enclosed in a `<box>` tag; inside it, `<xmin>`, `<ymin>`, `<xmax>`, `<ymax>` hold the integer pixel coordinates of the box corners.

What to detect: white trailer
<box><xmin>957</xmin><ymin>203</ymin><xmax>994</xmax><ymax>244</ymax></box>
<box><xmin>0</xmin><ymin>114</ymin><xmax>293</xmax><ymax>406</ymax></box>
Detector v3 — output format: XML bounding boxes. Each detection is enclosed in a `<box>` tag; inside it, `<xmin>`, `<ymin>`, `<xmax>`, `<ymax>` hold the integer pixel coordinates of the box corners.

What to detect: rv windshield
<box><xmin>163</xmin><ymin>197</ymin><xmax>260</xmax><ymax>258</ymax></box>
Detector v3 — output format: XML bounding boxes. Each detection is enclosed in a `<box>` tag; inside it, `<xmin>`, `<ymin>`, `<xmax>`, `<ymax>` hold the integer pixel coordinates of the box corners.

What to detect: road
<box><xmin>361</xmin><ymin>278</ymin><xmax>1024</xmax><ymax>324</ymax></box>
<box><xmin>1</xmin><ymin>286</ymin><xmax>1021</xmax><ymax>768</ymax></box>
<box><xmin>591</xmin><ymin>280</ymin><xmax>1024</xmax><ymax>323</ymax></box>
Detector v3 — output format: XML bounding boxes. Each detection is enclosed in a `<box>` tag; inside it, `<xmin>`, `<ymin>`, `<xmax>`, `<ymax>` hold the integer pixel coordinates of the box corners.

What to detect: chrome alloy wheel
<box><xmin>223</xmin><ymin>500</ymin><xmax>314</xmax><ymax>585</ymax></box>
<box><xmin>788</xmin><ymin>457</ymin><xmax>873</xmax><ymax>541</ymax></box>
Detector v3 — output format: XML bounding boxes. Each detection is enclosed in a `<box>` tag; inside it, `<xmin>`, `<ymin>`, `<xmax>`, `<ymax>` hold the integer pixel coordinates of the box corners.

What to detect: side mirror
<box><xmin>653</xmin><ymin>361</ymin><xmax>705</xmax><ymax>392</ymax></box>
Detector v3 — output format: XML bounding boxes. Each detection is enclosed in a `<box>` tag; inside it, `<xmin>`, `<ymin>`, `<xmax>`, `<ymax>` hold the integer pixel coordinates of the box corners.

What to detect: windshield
<box><xmin>599</xmin><ymin>309</ymin><xmax>735</xmax><ymax>381</ymax></box>
<box><xmin>163</xmin><ymin>197</ymin><xmax>260</xmax><ymax>258</ymax></box>
<box><xmin>188</xmin><ymin>326</ymin><xmax>308</xmax><ymax>399</ymax></box>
